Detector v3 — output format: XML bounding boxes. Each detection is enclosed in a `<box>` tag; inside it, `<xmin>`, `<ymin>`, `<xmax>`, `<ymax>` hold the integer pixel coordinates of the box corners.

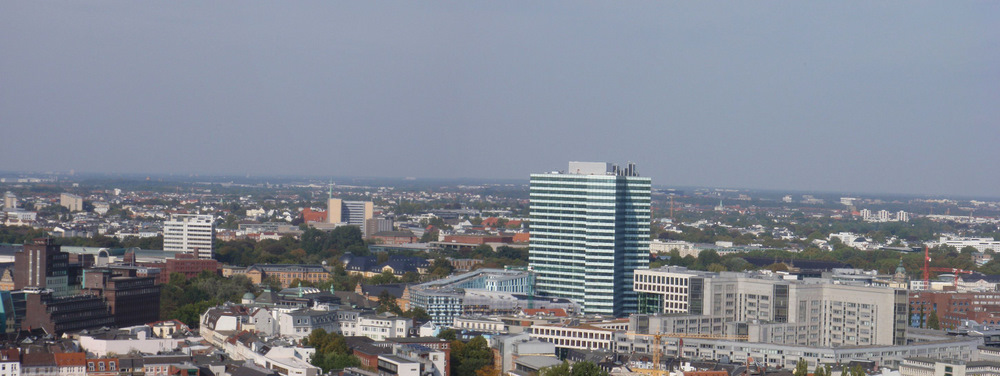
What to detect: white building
<box><xmin>650</xmin><ymin>239</ymin><xmax>698</xmax><ymax>257</ymax></box>
<box><xmin>932</xmin><ymin>236</ymin><xmax>1000</xmax><ymax>253</ymax></box>
<box><xmin>355</xmin><ymin>313</ymin><xmax>412</xmax><ymax>341</ymax></box>
<box><xmin>163</xmin><ymin>214</ymin><xmax>214</xmax><ymax>259</ymax></box>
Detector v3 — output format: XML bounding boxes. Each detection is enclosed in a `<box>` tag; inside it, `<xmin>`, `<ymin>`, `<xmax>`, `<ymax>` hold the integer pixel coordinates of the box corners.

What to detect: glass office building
<box><xmin>529</xmin><ymin>161</ymin><xmax>651</xmax><ymax>316</ymax></box>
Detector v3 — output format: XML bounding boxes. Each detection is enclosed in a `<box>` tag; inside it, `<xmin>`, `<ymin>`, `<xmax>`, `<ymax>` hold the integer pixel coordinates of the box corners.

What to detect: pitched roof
<box><xmin>53</xmin><ymin>352</ymin><xmax>86</xmax><ymax>367</ymax></box>
<box><xmin>359</xmin><ymin>284</ymin><xmax>407</xmax><ymax>298</ymax></box>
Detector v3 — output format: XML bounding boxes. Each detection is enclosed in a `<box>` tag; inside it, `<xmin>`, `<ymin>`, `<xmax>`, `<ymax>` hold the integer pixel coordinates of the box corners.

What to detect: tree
<box><xmin>570</xmin><ymin>361</ymin><xmax>607</xmax><ymax>376</ymax></box>
<box><xmin>707</xmin><ymin>263</ymin><xmax>727</xmax><ymax>272</ymax></box>
<box><xmin>437</xmin><ymin>328</ymin><xmax>458</xmax><ymax>341</ymax></box>
<box><xmin>451</xmin><ymin>336</ymin><xmax>493</xmax><ymax>376</ymax></box>
<box><xmin>376</xmin><ymin>290</ymin><xmax>402</xmax><ymax>314</ymax></box>
<box><xmin>849</xmin><ymin>364</ymin><xmax>865</xmax><ymax>376</ymax></box>
<box><xmin>813</xmin><ymin>363</ymin><xmax>826</xmax><ymax>376</ymax></box>
<box><xmin>793</xmin><ymin>358</ymin><xmax>808</xmax><ymax>376</ymax></box>
<box><xmin>401</xmin><ymin>307</ymin><xmax>431</xmax><ymax>322</ymax></box>
<box><xmin>369</xmin><ymin>270</ymin><xmax>400</xmax><ymax>285</ymax></box>
<box><xmin>303</xmin><ymin>329</ymin><xmax>359</xmax><ymax>372</ymax></box>
<box><xmin>401</xmin><ymin>271</ymin><xmax>421</xmax><ymax>283</ymax></box>
<box><xmin>539</xmin><ymin>362</ymin><xmax>570</xmax><ymax>376</ymax></box>
<box><xmin>475</xmin><ymin>365</ymin><xmax>501</xmax><ymax>376</ymax></box>
<box><xmin>928</xmin><ymin>311</ymin><xmax>941</xmax><ymax>330</ymax></box>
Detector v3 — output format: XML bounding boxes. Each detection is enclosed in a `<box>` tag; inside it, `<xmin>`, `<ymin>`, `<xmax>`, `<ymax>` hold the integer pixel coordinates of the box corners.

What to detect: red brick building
<box><xmin>910</xmin><ymin>291</ymin><xmax>1000</xmax><ymax>328</ymax></box>
<box><xmin>371</xmin><ymin>231</ymin><xmax>419</xmax><ymax>245</ymax></box>
<box><xmin>442</xmin><ymin>234</ymin><xmax>514</xmax><ymax>245</ymax></box>
<box><xmin>124</xmin><ymin>252</ymin><xmax>220</xmax><ymax>284</ymax></box>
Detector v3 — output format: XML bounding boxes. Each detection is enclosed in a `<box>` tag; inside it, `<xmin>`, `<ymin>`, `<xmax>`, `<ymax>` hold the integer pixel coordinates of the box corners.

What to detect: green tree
<box><xmin>928</xmin><ymin>311</ymin><xmax>941</xmax><ymax>330</ymax></box>
<box><xmin>312</xmin><ymin>352</ymin><xmax>360</xmax><ymax>372</ymax></box>
<box><xmin>376</xmin><ymin>290</ymin><xmax>403</xmax><ymax>314</ymax></box>
<box><xmin>813</xmin><ymin>363</ymin><xmax>826</xmax><ymax>376</ymax></box>
<box><xmin>539</xmin><ymin>361</ymin><xmax>570</xmax><ymax>376</ymax></box>
<box><xmin>793</xmin><ymin>358</ymin><xmax>808</xmax><ymax>376</ymax></box>
<box><xmin>437</xmin><ymin>328</ymin><xmax>458</xmax><ymax>341</ymax></box>
<box><xmin>849</xmin><ymin>364</ymin><xmax>865</xmax><ymax>376</ymax></box>
<box><xmin>369</xmin><ymin>270</ymin><xmax>400</xmax><ymax>285</ymax></box>
<box><xmin>303</xmin><ymin>329</ymin><xmax>359</xmax><ymax>372</ymax></box>
<box><xmin>451</xmin><ymin>336</ymin><xmax>493</xmax><ymax>376</ymax></box>
<box><xmin>401</xmin><ymin>307</ymin><xmax>431</xmax><ymax>322</ymax></box>
<box><xmin>707</xmin><ymin>263</ymin><xmax>727</xmax><ymax>272</ymax></box>
<box><xmin>570</xmin><ymin>361</ymin><xmax>607</xmax><ymax>376</ymax></box>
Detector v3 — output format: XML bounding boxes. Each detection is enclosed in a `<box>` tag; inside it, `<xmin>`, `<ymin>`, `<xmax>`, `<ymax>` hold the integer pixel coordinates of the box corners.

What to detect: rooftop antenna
<box><xmin>328</xmin><ymin>179</ymin><xmax>333</xmax><ymax>199</ymax></box>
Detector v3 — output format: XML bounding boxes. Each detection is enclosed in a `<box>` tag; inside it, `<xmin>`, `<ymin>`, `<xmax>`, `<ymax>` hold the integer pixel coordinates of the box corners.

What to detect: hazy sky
<box><xmin>2</xmin><ymin>2</ymin><xmax>997</xmax><ymax>197</ymax></box>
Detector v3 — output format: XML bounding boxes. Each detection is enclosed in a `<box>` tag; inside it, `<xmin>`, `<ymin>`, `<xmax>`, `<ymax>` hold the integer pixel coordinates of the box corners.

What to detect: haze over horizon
<box><xmin>2</xmin><ymin>2</ymin><xmax>997</xmax><ymax>197</ymax></box>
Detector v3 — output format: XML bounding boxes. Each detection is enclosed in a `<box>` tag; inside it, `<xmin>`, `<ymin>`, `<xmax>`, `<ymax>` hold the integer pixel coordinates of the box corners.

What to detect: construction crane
<box><xmin>627</xmin><ymin>332</ymin><xmax>749</xmax><ymax>375</ymax></box>
<box><xmin>922</xmin><ymin>246</ymin><xmax>974</xmax><ymax>288</ymax></box>
<box><xmin>928</xmin><ymin>267</ymin><xmax>973</xmax><ymax>287</ymax></box>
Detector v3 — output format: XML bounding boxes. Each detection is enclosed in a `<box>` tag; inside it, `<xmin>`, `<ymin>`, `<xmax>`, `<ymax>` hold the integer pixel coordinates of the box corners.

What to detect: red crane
<box><xmin>928</xmin><ymin>267</ymin><xmax>973</xmax><ymax>287</ymax></box>
<box><xmin>922</xmin><ymin>246</ymin><xmax>974</xmax><ymax>288</ymax></box>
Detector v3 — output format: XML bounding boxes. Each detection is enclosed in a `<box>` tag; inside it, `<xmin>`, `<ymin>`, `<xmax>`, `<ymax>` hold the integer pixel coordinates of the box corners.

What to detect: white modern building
<box><xmin>529</xmin><ymin>161</ymin><xmax>651</xmax><ymax>316</ymax></box>
<box><xmin>931</xmin><ymin>236</ymin><xmax>1000</xmax><ymax>253</ymax></box>
<box><xmin>163</xmin><ymin>214</ymin><xmax>214</xmax><ymax>259</ymax></box>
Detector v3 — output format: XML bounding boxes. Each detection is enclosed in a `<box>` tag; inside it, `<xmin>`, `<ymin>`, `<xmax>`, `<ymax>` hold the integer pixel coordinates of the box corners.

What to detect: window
<box><xmin>99</xmin><ymin>362</ymin><xmax>106</xmax><ymax>372</ymax></box>
<box><xmin>88</xmin><ymin>363</ymin><xmax>95</xmax><ymax>372</ymax></box>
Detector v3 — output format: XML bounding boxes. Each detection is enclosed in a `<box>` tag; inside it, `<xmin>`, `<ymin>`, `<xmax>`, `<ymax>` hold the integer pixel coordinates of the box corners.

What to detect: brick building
<box><xmin>22</xmin><ymin>291</ymin><xmax>114</xmax><ymax>335</ymax></box>
<box><xmin>442</xmin><ymin>234</ymin><xmax>514</xmax><ymax>245</ymax></box>
<box><xmin>83</xmin><ymin>266</ymin><xmax>161</xmax><ymax>327</ymax></box>
<box><xmin>910</xmin><ymin>291</ymin><xmax>1000</xmax><ymax>328</ymax></box>
<box><xmin>14</xmin><ymin>238</ymin><xmax>69</xmax><ymax>293</ymax></box>
<box><xmin>370</xmin><ymin>231</ymin><xmax>419</xmax><ymax>245</ymax></box>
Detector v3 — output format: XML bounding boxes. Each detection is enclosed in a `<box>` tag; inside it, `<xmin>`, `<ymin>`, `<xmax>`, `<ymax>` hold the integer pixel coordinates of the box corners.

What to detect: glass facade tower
<box><xmin>529</xmin><ymin>161</ymin><xmax>651</xmax><ymax>316</ymax></box>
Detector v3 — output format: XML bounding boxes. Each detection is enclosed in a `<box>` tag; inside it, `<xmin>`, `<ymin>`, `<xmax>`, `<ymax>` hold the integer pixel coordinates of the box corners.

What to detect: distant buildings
<box><xmin>60</xmin><ymin>193</ymin><xmax>83</xmax><ymax>212</ymax></box>
<box><xmin>930</xmin><ymin>236</ymin><xmax>1000</xmax><ymax>253</ymax></box>
<box><xmin>163</xmin><ymin>214</ymin><xmax>214</xmax><ymax>259</ymax></box>
<box><xmin>859</xmin><ymin>208</ymin><xmax>910</xmax><ymax>223</ymax></box>
<box><xmin>3</xmin><ymin>192</ymin><xmax>16</xmax><ymax>210</ymax></box>
<box><xmin>529</xmin><ymin>161</ymin><xmax>650</xmax><ymax>316</ymax></box>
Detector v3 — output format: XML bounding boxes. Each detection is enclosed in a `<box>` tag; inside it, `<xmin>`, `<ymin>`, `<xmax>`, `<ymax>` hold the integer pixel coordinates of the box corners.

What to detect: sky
<box><xmin>1</xmin><ymin>2</ymin><xmax>998</xmax><ymax>197</ymax></box>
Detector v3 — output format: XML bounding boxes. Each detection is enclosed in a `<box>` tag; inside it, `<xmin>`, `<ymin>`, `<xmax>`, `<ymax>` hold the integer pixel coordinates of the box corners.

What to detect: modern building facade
<box><xmin>633</xmin><ymin>266</ymin><xmax>909</xmax><ymax>347</ymax></box>
<box><xmin>163</xmin><ymin>214</ymin><xmax>214</xmax><ymax>259</ymax></box>
<box><xmin>529</xmin><ymin>161</ymin><xmax>650</xmax><ymax>316</ymax></box>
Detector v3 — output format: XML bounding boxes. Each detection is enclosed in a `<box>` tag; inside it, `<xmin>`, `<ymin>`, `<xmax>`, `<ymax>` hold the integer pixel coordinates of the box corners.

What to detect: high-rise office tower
<box><xmin>163</xmin><ymin>214</ymin><xmax>215</xmax><ymax>259</ymax></box>
<box><xmin>529</xmin><ymin>161</ymin><xmax>651</xmax><ymax>316</ymax></box>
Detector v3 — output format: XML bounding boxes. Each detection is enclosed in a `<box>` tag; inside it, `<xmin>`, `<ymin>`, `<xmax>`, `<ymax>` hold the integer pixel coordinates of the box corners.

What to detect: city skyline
<box><xmin>2</xmin><ymin>2</ymin><xmax>997</xmax><ymax>197</ymax></box>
